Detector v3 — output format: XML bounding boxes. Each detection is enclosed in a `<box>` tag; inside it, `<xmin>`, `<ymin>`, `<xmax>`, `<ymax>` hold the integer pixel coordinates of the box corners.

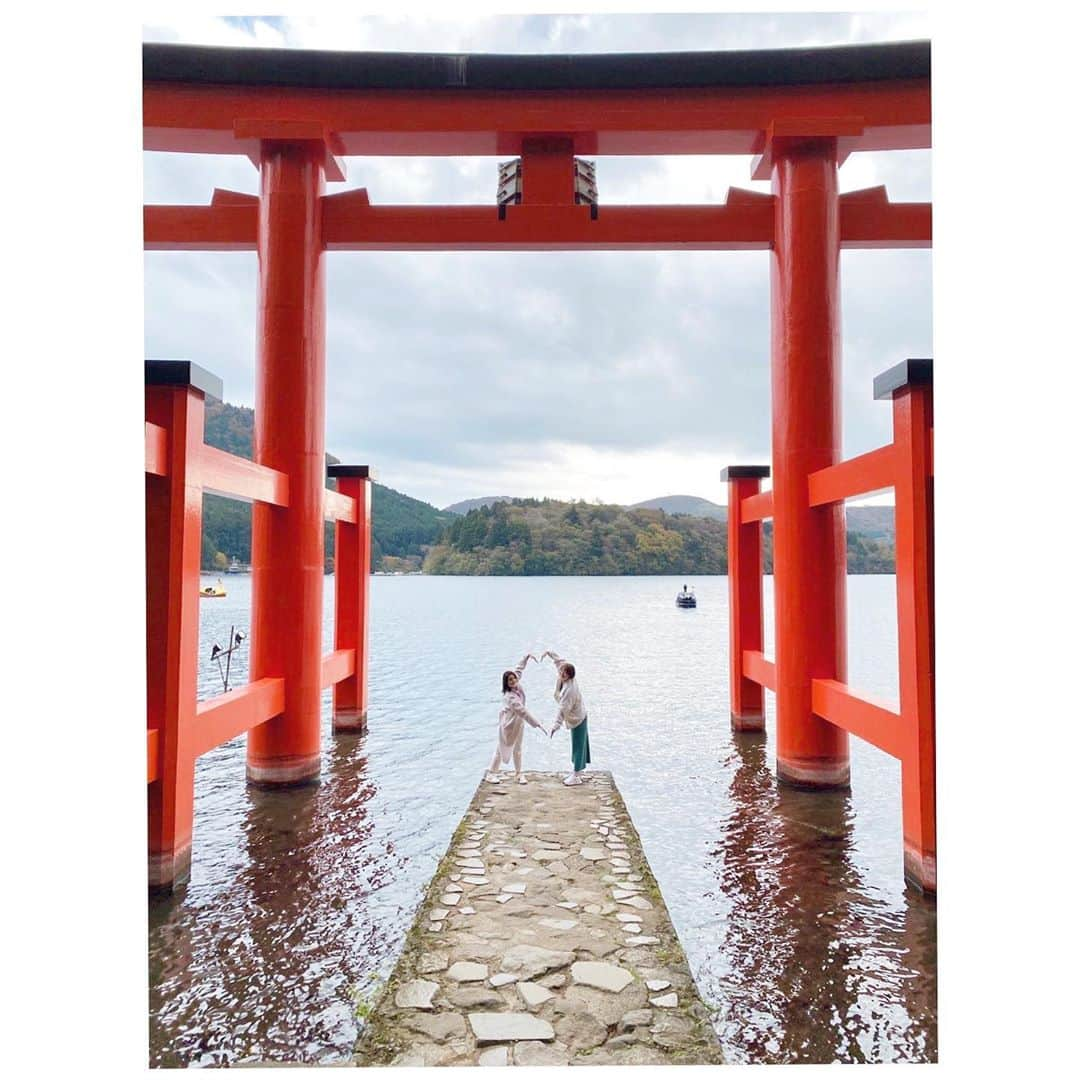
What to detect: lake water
<box><xmin>149</xmin><ymin>573</ymin><xmax>936</xmax><ymax>1066</ymax></box>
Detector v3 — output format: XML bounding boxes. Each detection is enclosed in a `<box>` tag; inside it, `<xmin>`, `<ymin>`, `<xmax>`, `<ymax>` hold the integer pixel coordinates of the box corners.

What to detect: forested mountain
<box><xmin>447</xmin><ymin>491</ymin><xmax>895</xmax><ymax>544</ymax></box>
<box><xmin>622</xmin><ymin>494</ymin><xmax>895</xmax><ymax>540</ymax></box>
<box><xmin>196</xmin><ymin>401</ymin><xmax>894</xmax><ymax>575</ymax></box>
<box><xmin>199</xmin><ymin>399</ymin><xmax>454</xmax><ymax>571</ymax></box>
<box><xmin>424</xmin><ymin>497</ymin><xmax>895</xmax><ymax>576</ymax></box>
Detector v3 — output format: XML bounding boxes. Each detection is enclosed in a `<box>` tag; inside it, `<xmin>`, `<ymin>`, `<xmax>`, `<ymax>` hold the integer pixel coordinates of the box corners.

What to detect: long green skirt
<box><xmin>571</xmin><ymin>717</ymin><xmax>591</xmax><ymax>772</ymax></box>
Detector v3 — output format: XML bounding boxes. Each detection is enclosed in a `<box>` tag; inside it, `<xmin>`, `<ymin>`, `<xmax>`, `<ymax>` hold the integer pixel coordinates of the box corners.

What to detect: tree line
<box><xmin>423</xmin><ymin>498</ymin><xmax>896</xmax><ymax>575</ymax></box>
<box><xmin>195</xmin><ymin>400</ymin><xmax>895</xmax><ymax>576</ymax></box>
<box><xmin>198</xmin><ymin>399</ymin><xmax>454</xmax><ymax>571</ymax></box>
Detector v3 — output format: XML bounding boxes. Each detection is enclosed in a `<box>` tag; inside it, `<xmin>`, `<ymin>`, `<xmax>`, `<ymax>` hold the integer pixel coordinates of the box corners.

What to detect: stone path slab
<box><xmin>353</xmin><ymin>771</ymin><xmax>722</xmax><ymax>1066</ymax></box>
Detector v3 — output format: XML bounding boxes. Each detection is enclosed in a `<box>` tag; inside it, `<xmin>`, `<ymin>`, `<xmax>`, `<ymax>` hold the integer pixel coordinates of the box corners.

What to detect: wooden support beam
<box><xmin>190</xmin><ymin>677</ymin><xmax>286</xmax><ymax>760</ymax></box>
<box><xmin>741</xmin><ymin>490</ymin><xmax>774</xmax><ymax>523</ymax></box>
<box><xmin>811</xmin><ymin>678</ymin><xmax>905</xmax><ymax>760</ymax></box>
<box><xmin>200</xmin><ymin>446</ymin><xmax>289</xmax><ymax>506</ymax></box>
<box><xmin>321</xmin><ymin>201</ymin><xmax>775</xmax><ymax>251</ymax></box>
<box><xmin>323</xmin><ymin>488</ymin><xmax>357</xmax><ymax>524</ymax></box>
<box><xmin>321</xmin><ymin>648</ymin><xmax>356</xmax><ymax>690</ymax></box>
<box><xmin>147</xmin><ymin>729</ymin><xmax>161</xmax><ymax>784</ymax></box>
<box><xmin>808</xmin><ymin>443</ymin><xmax>895</xmax><ymax>506</ymax></box>
<box><xmin>742</xmin><ymin>649</ymin><xmax>777</xmax><ymax>692</ymax></box>
<box><xmin>144</xmin><ymin>190</ymin><xmax>930</xmax><ymax>252</ymax></box>
<box><xmin>144</xmin><ymin>76</ymin><xmax>931</xmax><ymax>158</ymax></box>
<box><xmin>145</xmin><ymin>421</ymin><xmax>168</xmax><ymax>477</ymax></box>
<box><xmin>724</xmin><ymin>466</ymin><xmax>769</xmax><ymax>731</ymax></box>
<box><xmin>144</xmin><ymin>201</ymin><xmax>258</xmax><ymax>251</ymax></box>
<box><xmin>839</xmin><ymin>185</ymin><xmax>931</xmax><ymax>249</ymax></box>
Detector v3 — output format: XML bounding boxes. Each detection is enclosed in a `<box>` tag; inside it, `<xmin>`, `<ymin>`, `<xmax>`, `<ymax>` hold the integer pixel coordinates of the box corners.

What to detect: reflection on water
<box><xmin>149</xmin><ymin>574</ymin><xmax>936</xmax><ymax>1066</ymax></box>
<box><xmin>712</xmin><ymin>734</ymin><xmax>936</xmax><ymax>1062</ymax></box>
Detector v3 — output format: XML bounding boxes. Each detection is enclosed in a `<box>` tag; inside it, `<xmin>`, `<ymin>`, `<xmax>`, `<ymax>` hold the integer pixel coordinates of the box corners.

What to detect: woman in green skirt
<box><xmin>543</xmin><ymin>650</ymin><xmax>590</xmax><ymax>786</ymax></box>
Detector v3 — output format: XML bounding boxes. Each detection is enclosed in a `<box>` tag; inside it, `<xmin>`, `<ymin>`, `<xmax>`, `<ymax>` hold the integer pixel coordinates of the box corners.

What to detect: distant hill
<box><xmin>194</xmin><ymin>406</ymin><xmax>897</xmax><ymax>576</ymax></box>
<box><xmin>630</xmin><ymin>494</ymin><xmax>725</xmax><ymax>519</ymax></box>
<box><xmin>199</xmin><ymin>399</ymin><xmax>454</xmax><ymax>571</ymax></box>
<box><xmin>450</xmin><ymin>491</ymin><xmax>894</xmax><ymax>542</ymax></box>
<box><xmin>845</xmin><ymin>505</ymin><xmax>895</xmax><ymax>540</ymax></box>
<box><xmin>443</xmin><ymin>496</ymin><xmax>515</xmax><ymax>515</ymax></box>
<box><xmin>426</xmin><ymin>497</ymin><xmax>728</xmax><ymax>576</ymax></box>
<box><xmin>424</xmin><ymin>496</ymin><xmax>895</xmax><ymax>576</ymax></box>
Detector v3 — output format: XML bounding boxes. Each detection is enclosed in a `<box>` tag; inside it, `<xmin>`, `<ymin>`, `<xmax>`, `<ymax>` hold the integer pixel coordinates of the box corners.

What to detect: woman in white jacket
<box><xmin>485</xmin><ymin>653</ymin><xmax>547</xmax><ymax>784</ymax></box>
<box><xmin>543</xmin><ymin>650</ymin><xmax>591</xmax><ymax>786</ymax></box>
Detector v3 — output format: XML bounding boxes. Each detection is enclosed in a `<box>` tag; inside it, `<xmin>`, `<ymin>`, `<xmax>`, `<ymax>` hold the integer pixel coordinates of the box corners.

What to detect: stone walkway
<box><xmin>354</xmin><ymin>771</ymin><xmax>723</xmax><ymax>1066</ymax></box>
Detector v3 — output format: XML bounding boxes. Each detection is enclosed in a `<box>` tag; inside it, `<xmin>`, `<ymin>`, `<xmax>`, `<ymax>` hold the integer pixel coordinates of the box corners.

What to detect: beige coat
<box><xmin>548</xmin><ymin>652</ymin><xmax>587</xmax><ymax>732</ymax></box>
<box><xmin>496</xmin><ymin>654</ymin><xmax>544</xmax><ymax>763</ymax></box>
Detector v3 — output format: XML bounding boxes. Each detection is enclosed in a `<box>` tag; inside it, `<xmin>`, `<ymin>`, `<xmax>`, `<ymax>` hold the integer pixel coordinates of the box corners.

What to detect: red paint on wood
<box><xmin>191</xmin><ymin>677</ymin><xmax>286</xmax><ymax>760</ymax></box>
<box><xmin>323</xmin><ymin>487</ymin><xmax>357</xmax><ymax>524</ymax></box>
<box><xmin>769</xmin><ymin>136</ymin><xmax>850</xmax><ymax>789</ymax></box>
<box><xmin>893</xmin><ymin>383</ymin><xmax>936</xmax><ymax>893</ymax></box>
<box><xmin>727</xmin><ymin>475</ymin><xmax>766</xmax><ymax>731</ymax></box>
<box><xmin>144</xmin><ymin>203</ymin><xmax>258</xmax><ymax>251</ymax></box>
<box><xmin>808</xmin><ymin>443</ymin><xmax>895</xmax><ymax>506</ymax></box>
<box><xmin>321</xmin><ymin>648</ymin><xmax>356</xmax><ymax>689</ymax></box>
<box><xmin>811</xmin><ymin>678</ymin><xmax>905</xmax><ymax>760</ymax></box>
<box><xmin>200</xmin><ymin>445</ymin><xmax>289</xmax><ymax>506</ymax></box>
<box><xmin>145</xmin><ymin>421</ymin><xmax>167</xmax><ymax>477</ymax></box>
<box><xmin>740</xmin><ymin>489</ymin><xmax>774</xmax><ymax>523</ymax></box>
<box><xmin>147</xmin><ymin>729</ymin><xmax>160</xmax><ymax>784</ymax></box>
<box><xmin>145</xmin><ymin>195</ymin><xmax>927</xmax><ymax>253</ymax></box>
<box><xmin>247</xmin><ymin>140</ymin><xmax>328</xmax><ymax>787</ymax></box>
<box><xmin>742</xmin><ymin>650</ymin><xmax>777</xmax><ymax>693</ymax></box>
<box><xmin>145</xmin><ymin>383</ymin><xmax>204</xmax><ymax>890</ymax></box>
<box><xmin>332</xmin><ymin>475</ymin><xmax>372</xmax><ymax>733</ymax></box>
<box><xmin>144</xmin><ymin>80</ymin><xmax>930</xmax><ymax>158</ymax></box>
<box><xmin>839</xmin><ymin>186</ymin><xmax>931</xmax><ymax>249</ymax></box>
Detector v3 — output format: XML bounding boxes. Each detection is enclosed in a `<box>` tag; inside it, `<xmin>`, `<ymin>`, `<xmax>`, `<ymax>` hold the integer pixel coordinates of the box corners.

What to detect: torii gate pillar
<box><xmin>247</xmin><ymin>139</ymin><xmax>328</xmax><ymax>786</ymax></box>
<box><xmin>767</xmin><ymin>132</ymin><xmax>850</xmax><ymax>789</ymax></box>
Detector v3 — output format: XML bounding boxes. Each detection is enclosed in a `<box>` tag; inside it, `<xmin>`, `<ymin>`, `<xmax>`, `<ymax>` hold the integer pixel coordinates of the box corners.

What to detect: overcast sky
<box><xmin>143</xmin><ymin>12</ymin><xmax>931</xmax><ymax>509</ymax></box>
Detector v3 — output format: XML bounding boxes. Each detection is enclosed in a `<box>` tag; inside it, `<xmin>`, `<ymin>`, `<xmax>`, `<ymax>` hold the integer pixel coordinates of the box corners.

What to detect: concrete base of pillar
<box><xmin>246</xmin><ymin>753</ymin><xmax>321</xmax><ymax>788</ymax></box>
<box><xmin>730</xmin><ymin>711</ymin><xmax>765</xmax><ymax>732</ymax></box>
<box><xmin>904</xmin><ymin>844</ymin><xmax>937</xmax><ymax>896</ymax></box>
<box><xmin>332</xmin><ymin>708</ymin><xmax>368</xmax><ymax>734</ymax></box>
<box><xmin>149</xmin><ymin>843</ymin><xmax>192</xmax><ymax>894</ymax></box>
<box><xmin>776</xmin><ymin>756</ymin><xmax>851</xmax><ymax>790</ymax></box>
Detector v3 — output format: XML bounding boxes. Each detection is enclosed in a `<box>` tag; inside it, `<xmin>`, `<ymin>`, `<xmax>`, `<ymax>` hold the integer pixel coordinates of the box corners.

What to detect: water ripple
<box><xmin>149</xmin><ymin>574</ymin><xmax>935</xmax><ymax>1066</ymax></box>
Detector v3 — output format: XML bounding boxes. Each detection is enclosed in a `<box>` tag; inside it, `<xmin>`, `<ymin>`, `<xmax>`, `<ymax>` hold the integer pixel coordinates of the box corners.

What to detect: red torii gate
<box><xmin>143</xmin><ymin>40</ymin><xmax>934</xmax><ymax>893</ymax></box>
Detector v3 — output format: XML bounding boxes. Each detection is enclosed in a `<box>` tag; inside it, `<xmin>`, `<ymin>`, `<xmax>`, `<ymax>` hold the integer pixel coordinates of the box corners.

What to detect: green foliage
<box><xmin>197</xmin><ymin>398</ymin><xmax>453</xmax><ymax>571</ymax></box>
<box><xmin>427</xmin><ymin>498</ymin><xmax>728</xmax><ymax>576</ymax></box>
<box><xmin>424</xmin><ymin>497</ymin><xmax>895</xmax><ymax>575</ymax></box>
<box><xmin>845</xmin><ymin>530</ymin><xmax>895</xmax><ymax>572</ymax></box>
<box><xmin>195</xmin><ymin>400</ymin><xmax>895</xmax><ymax>576</ymax></box>
<box><xmin>373</xmin><ymin>482</ymin><xmax>456</xmax><ymax>559</ymax></box>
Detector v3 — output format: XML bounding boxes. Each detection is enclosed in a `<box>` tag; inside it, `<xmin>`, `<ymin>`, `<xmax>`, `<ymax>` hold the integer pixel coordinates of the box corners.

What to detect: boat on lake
<box><xmin>200</xmin><ymin>580</ymin><xmax>227</xmax><ymax>598</ymax></box>
<box><xmin>676</xmin><ymin>585</ymin><xmax>697</xmax><ymax>608</ymax></box>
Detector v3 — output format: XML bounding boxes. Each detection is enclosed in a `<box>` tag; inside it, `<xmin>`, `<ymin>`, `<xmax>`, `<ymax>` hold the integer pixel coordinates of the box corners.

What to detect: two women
<box><xmin>485</xmin><ymin>649</ymin><xmax>590</xmax><ymax>786</ymax></box>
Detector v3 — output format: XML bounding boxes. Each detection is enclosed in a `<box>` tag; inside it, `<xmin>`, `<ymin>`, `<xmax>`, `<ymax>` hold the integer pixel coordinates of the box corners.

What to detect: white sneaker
<box><xmin>485</xmin><ymin>772</ymin><xmax>501</xmax><ymax>784</ymax></box>
<box><xmin>563</xmin><ymin>773</ymin><xmax>582</xmax><ymax>786</ymax></box>
<box><xmin>516</xmin><ymin>774</ymin><xmax>528</xmax><ymax>785</ymax></box>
